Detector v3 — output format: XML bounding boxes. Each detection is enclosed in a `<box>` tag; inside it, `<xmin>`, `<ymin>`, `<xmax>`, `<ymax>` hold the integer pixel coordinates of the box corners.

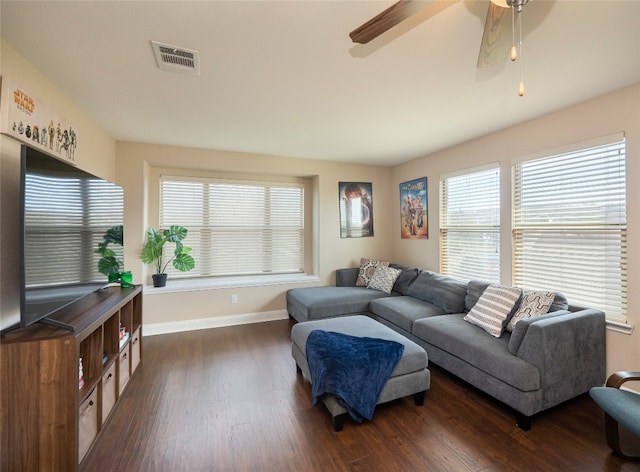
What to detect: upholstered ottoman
<box><xmin>291</xmin><ymin>315</ymin><xmax>430</xmax><ymax>431</ymax></box>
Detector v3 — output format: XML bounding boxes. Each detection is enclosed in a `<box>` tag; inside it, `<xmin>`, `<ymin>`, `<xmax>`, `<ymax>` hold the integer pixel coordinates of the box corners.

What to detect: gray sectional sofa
<box><xmin>286</xmin><ymin>264</ymin><xmax>607</xmax><ymax>429</ymax></box>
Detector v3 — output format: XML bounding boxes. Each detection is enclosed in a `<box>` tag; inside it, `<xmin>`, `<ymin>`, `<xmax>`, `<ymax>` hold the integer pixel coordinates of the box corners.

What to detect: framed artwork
<box><xmin>0</xmin><ymin>77</ymin><xmax>79</xmax><ymax>165</ymax></box>
<box><xmin>400</xmin><ymin>177</ymin><xmax>428</xmax><ymax>239</ymax></box>
<box><xmin>339</xmin><ymin>182</ymin><xmax>374</xmax><ymax>238</ymax></box>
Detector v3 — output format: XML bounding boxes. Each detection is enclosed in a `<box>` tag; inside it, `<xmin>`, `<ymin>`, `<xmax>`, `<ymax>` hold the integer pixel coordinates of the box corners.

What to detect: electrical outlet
<box><xmin>231</xmin><ymin>294</ymin><xmax>238</xmax><ymax>304</ymax></box>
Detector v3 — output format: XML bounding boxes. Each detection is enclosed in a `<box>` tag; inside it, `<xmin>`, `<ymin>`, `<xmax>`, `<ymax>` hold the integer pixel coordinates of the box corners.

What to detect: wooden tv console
<box><xmin>0</xmin><ymin>285</ymin><xmax>143</xmax><ymax>471</ymax></box>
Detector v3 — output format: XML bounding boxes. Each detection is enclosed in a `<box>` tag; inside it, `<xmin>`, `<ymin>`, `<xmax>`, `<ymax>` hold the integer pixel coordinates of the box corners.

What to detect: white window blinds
<box><xmin>512</xmin><ymin>135</ymin><xmax>627</xmax><ymax>322</ymax></box>
<box><xmin>440</xmin><ymin>165</ymin><xmax>500</xmax><ymax>282</ymax></box>
<box><xmin>160</xmin><ymin>177</ymin><xmax>304</xmax><ymax>279</ymax></box>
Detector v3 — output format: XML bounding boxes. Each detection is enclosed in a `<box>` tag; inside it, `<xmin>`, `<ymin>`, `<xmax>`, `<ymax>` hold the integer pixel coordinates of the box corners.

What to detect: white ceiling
<box><xmin>1</xmin><ymin>1</ymin><xmax>639</xmax><ymax>166</ymax></box>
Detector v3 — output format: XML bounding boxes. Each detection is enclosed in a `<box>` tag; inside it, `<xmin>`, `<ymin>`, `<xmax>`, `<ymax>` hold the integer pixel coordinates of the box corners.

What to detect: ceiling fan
<box><xmin>350</xmin><ymin>0</ymin><xmax>530</xmax><ymax>70</ymax></box>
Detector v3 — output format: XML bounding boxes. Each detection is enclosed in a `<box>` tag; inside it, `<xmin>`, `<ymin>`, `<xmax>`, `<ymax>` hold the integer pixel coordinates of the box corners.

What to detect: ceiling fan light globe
<box><xmin>510</xmin><ymin>46</ymin><xmax>518</xmax><ymax>61</ymax></box>
<box><xmin>490</xmin><ymin>0</ymin><xmax>510</xmax><ymax>8</ymax></box>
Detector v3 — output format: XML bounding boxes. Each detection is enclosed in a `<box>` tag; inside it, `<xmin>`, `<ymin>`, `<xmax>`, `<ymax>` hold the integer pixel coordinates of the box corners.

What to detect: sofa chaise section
<box><xmin>412</xmin><ymin>307</ymin><xmax>605</xmax><ymax>427</ymax></box>
<box><xmin>287</xmin><ymin>286</ymin><xmax>389</xmax><ymax>323</ymax></box>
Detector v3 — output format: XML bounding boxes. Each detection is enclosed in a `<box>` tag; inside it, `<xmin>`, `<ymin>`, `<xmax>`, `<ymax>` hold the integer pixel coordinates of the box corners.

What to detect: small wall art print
<box><xmin>0</xmin><ymin>77</ymin><xmax>79</xmax><ymax>165</ymax></box>
<box><xmin>339</xmin><ymin>182</ymin><xmax>374</xmax><ymax>238</ymax></box>
<box><xmin>400</xmin><ymin>177</ymin><xmax>427</xmax><ymax>239</ymax></box>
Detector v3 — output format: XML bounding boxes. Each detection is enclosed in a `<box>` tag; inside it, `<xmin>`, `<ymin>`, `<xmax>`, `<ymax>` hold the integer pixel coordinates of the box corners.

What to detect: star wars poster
<box><xmin>0</xmin><ymin>77</ymin><xmax>79</xmax><ymax>165</ymax></box>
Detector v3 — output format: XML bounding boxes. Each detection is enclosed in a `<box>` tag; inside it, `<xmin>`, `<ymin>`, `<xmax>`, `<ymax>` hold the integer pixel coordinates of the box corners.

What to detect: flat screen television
<box><xmin>18</xmin><ymin>145</ymin><xmax>124</xmax><ymax>331</ymax></box>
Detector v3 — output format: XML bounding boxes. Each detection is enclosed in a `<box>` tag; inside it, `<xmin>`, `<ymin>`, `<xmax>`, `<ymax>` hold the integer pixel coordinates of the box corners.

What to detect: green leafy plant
<box><xmin>140</xmin><ymin>225</ymin><xmax>195</xmax><ymax>275</ymax></box>
<box><xmin>96</xmin><ymin>225</ymin><xmax>124</xmax><ymax>277</ymax></box>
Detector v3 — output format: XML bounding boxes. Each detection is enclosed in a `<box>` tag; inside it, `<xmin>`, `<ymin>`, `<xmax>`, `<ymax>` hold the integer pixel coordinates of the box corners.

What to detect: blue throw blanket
<box><xmin>305</xmin><ymin>330</ymin><xmax>404</xmax><ymax>422</ymax></box>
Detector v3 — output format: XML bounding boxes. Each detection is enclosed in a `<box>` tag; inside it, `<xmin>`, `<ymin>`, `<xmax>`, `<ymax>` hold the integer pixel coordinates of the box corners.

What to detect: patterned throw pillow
<box><xmin>355</xmin><ymin>258</ymin><xmax>390</xmax><ymax>286</ymax></box>
<box><xmin>464</xmin><ymin>284</ymin><xmax>522</xmax><ymax>337</ymax></box>
<box><xmin>506</xmin><ymin>291</ymin><xmax>555</xmax><ymax>332</ymax></box>
<box><xmin>367</xmin><ymin>266</ymin><xmax>402</xmax><ymax>294</ymax></box>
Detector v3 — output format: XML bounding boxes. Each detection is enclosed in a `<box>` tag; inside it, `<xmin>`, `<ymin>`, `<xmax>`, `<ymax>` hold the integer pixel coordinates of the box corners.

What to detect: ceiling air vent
<box><xmin>151</xmin><ymin>41</ymin><xmax>200</xmax><ymax>76</ymax></box>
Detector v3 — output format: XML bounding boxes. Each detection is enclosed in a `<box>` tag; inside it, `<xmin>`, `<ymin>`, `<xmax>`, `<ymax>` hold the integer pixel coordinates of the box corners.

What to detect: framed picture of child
<box><xmin>339</xmin><ymin>182</ymin><xmax>374</xmax><ymax>238</ymax></box>
<box><xmin>400</xmin><ymin>177</ymin><xmax>427</xmax><ymax>239</ymax></box>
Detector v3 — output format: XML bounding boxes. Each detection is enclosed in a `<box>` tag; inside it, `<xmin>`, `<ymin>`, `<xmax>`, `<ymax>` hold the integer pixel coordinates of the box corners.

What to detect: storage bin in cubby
<box><xmin>118</xmin><ymin>346</ymin><xmax>130</xmax><ymax>395</ymax></box>
<box><xmin>101</xmin><ymin>361</ymin><xmax>117</xmax><ymax>424</ymax></box>
<box><xmin>78</xmin><ymin>387</ymin><xmax>98</xmax><ymax>462</ymax></box>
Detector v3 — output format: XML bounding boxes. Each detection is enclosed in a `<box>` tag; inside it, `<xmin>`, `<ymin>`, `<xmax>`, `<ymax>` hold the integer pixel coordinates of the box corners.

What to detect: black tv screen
<box><xmin>20</xmin><ymin>145</ymin><xmax>124</xmax><ymax>329</ymax></box>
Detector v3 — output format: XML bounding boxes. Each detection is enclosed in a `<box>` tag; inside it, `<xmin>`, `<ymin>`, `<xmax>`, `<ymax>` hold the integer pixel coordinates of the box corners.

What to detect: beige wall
<box><xmin>392</xmin><ymin>83</ymin><xmax>640</xmax><ymax>376</ymax></box>
<box><xmin>2</xmin><ymin>35</ymin><xmax>638</xmax><ymax>380</ymax></box>
<box><xmin>0</xmin><ymin>39</ymin><xmax>116</xmax><ymax>330</ymax></box>
<box><xmin>0</xmin><ymin>39</ymin><xmax>116</xmax><ymax>180</ymax></box>
<box><xmin>115</xmin><ymin>141</ymin><xmax>393</xmax><ymax>325</ymax></box>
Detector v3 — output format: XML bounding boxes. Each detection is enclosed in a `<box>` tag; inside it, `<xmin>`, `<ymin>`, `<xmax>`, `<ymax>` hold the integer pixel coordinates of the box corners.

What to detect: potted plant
<box><xmin>140</xmin><ymin>225</ymin><xmax>195</xmax><ymax>287</ymax></box>
<box><xmin>96</xmin><ymin>225</ymin><xmax>134</xmax><ymax>287</ymax></box>
<box><xmin>96</xmin><ymin>225</ymin><xmax>124</xmax><ymax>279</ymax></box>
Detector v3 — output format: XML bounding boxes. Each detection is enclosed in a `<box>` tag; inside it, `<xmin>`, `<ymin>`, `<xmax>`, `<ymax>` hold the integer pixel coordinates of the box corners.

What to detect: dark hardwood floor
<box><xmin>82</xmin><ymin>319</ymin><xmax>636</xmax><ymax>471</ymax></box>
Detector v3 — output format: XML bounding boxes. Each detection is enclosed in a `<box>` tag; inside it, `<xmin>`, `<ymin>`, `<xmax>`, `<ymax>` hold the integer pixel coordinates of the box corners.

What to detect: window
<box><xmin>440</xmin><ymin>165</ymin><xmax>500</xmax><ymax>282</ymax></box>
<box><xmin>160</xmin><ymin>176</ymin><xmax>304</xmax><ymax>279</ymax></box>
<box><xmin>512</xmin><ymin>135</ymin><xmax>627</xmax><ymax>322</ymax></box>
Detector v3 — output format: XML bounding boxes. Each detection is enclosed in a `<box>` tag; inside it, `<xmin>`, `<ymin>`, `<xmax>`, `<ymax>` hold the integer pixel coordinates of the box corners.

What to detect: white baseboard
<box><xmin>143</xmin><ymin>309</ymin><xmax>289</xmax><ymax>336</ymax></box>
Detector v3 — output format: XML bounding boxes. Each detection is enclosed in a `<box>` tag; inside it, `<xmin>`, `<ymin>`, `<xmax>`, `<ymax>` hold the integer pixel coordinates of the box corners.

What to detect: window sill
<box><xmin>143</xmin><ymin>273</ymin><xmax>320</xmax><ymax>295</ymax></box>
<box><xmin>606</xmin><ymin>319</ymin><xmax>634</xmax><ymax>335</ymax></box>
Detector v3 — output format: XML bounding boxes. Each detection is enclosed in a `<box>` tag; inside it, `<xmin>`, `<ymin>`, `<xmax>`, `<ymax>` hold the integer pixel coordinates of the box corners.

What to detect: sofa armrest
<box><xmin>517</xmin><ymin>308</ymin><xmax>606</xmax><ymax>408</ymax></box>
<box><xmin>336</xmin><ymin>268</ymin><xmax>359</xmax><ymax>287</ymax></box>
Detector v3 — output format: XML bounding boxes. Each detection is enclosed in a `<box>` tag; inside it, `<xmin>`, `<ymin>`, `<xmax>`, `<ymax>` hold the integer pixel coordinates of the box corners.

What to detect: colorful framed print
<box><xmin>339</xmin><ymin>182</ymin><xmax>374</xmax><ymax>238</ymax></box>
<box><xmin>400</xmin><ymin>177</ymin><xmax>427</xmax><ymax>239</ymax></box>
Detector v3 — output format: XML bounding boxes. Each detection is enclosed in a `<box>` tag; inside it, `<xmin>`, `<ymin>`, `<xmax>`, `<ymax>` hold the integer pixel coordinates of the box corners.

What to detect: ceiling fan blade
<box><xmin>350</xmin><ymin>0</ymin><xmax>430</xmax><ymax>44</ymax></box>
<box><xmin>477</xmin><ymin>2</ymin><xmax>512</xmax><ymax>68</ymax></box>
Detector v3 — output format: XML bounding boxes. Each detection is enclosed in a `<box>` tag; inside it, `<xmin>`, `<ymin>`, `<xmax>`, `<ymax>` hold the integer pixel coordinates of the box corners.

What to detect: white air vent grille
<box><xmin>151</xmin><ymin>41</ymin><xmax>200</xmax><ymax>76</ymax></box>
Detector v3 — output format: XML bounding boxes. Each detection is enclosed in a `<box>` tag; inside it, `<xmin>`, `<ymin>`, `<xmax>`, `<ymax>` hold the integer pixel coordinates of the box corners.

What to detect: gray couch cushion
<box><xmin>508</xmin><ymin>310</ymin><xmax>572</xmax><ymax>355</ymax></box>
<box><xmin>549</xmin><ymin>291</ymin><xmax>569</xmax><ymax>312</ymax></box>
<box><xmin>407</xmin><ymin>271</ymin><xmax>467</xmax><ymax>313</ymax></box>
<box><xmin>287</xmin><ymin>286</ymin><xmax>388</xmax><ymax>321</ymax></box>
<box><xmin>370</xmin><ymin>296</ymin><xmax>445</xmax><ymax>333</ymax></box>
<box><xmin>336</xmin><ymin>267</ymin><xmax>359</xmax><ymax>287</ymax></box>
<box><xmin>389</xmin><ymin>264</ymin><xmax>421</xmax><ymax>295</ymax></box>
<box><xmin>413</xmin><ymin>314</ymin><xmax>540</xmax><ymax>391</ymax></box>
<box><xmin>465</xmin><ymin>280</ymin><xmax>492</xmax><ymax>312</ymax></box>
